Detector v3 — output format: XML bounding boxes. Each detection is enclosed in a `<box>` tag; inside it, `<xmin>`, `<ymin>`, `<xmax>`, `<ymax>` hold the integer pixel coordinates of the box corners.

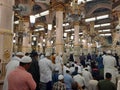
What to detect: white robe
<box><xmin>73</xmin><ymin>74</ymin><xmax>87</xmax><ymax>88</ymax></box>
<box><xmin>103</xmin><ymin>55</ymin><xmax>118</xmax><ymax>84</ymax></box>
<box><xmin>117</xmin><ymin>80</ymin><xmax>120</xmax><ymax>90</ymax></box>
<box><xmin>82</xmin><ymin>70</ymin><xmax>93</xmax><ymax>88</ymax></box>
<box><xmin>3</xmin><ymin>56</ymin><xmax>21</xmax><ymax>90</ymax></box>
<box><xmin>38</xmin><ymin>57</ymin><xmax>54</xmax><ymax>83</ymax></box>
<box><xmin>88</xmin><ymin>80</ymin><xmax>98</xmax><ymax>90</ymax></box>
<box><xmin>55</xmin><ymin>55</ymin><xmax>63</xmax><ymax>74</ymax></box>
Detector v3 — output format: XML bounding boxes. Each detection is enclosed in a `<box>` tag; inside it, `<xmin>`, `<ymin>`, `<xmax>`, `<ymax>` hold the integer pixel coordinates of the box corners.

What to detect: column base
<box><xmin>0</xmin><ymin>29</ymin><xmax>13</xmax><ymax>79</ymax></box>
<box><xmin>82</xmin><ymin>48</ymin><xmax>88</xmax><ymax>55</ymax></box>
<box><xmin>22</xmin><ymin>46</ymin><xmax>31</xmax><ymax>53</ymax></box>
<box><xmin>115</xmin><ymin>46</ymin><xmax>120</xmax><ymax>55</ymax></box>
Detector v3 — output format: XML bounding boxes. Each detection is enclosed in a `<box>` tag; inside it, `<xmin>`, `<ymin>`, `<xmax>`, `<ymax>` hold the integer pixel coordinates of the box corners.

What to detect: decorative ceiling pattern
<box><xmin>13</xmin><ymin>0</ymin><xmax>118</xmax><ymax>36</ymax></box>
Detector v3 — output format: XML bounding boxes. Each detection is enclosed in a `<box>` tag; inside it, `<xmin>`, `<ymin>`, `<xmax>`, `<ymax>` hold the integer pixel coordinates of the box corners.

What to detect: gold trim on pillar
<box><xmin>112</xmin><ymin>11</ymin><xmax>120</xmax><ymax>18</ymax></box>
<box><xmin>74</xmin><ymin>45</ymin><xmax>80</xmax><ymax>47</ymax></box>
<box><xmin>90</xmin><ymin>21</ymin><xmax>94</xmax><ymax>27</ymax></box>
<box><xmin>35</xmin><ymin>22</ymin><xmax>47</xmax><ymax>28</ymax></box>
<box><xmin>73</xmin><ymin>21</ymin><xmax>80</xmax><ymax>26</ymax></box>
<box><xmin>55</xmin><ymin>43</ymin><xmax>63</xmax><ymax>45</ymax></box>
<box><xmin>22</xmin><ymin>46</ymin><xmax>31</xmax><ymax>48</ymax></box>
<box><xmin>0</xmin><ymin>29</ymin><xmax>13</xmax><ymax>36</ymax></box>
<box><xmin>3</xmin><ymin>50</ymin><xmax>10</xmax><ymax>60</ymax></box>
<box><xmin>52</xmin><ymin>2</ymin><xmax>65</xmax><ymax>11</ymax></box>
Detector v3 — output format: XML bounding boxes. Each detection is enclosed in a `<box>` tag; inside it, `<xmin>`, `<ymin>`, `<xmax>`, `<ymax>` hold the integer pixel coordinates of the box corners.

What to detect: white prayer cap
<box><xmin>106</xmin><ymin>50</ymin><xmax>111</xmax><ymax>54</ymax></box>
<box><xmin>58</xmin><ymin>74</ymin><xmax>64</xmax><ymax>80</ymax></box>
<box><xmin>45</xmin><ymin>52</ymin><xmax>51</xmax><ymax>56</ymax></box>
<box><xmin>66</xmin><ymin>63</ymin><xmax>70</xmax><ymax>67</ymax></box>
<box><xmin>16</xmin><ymin>52</ymin><xmax>24</xmax><ymax>56</ymax></box>
<box><xmin>21</xmin><ymin>56</ymin><xmax>32</xmax><ymax>63</ymax></box>
<box><xmin>55</xmin><ymin>68</ymin><xmax>59</xmax><ymax>71</ymax></box>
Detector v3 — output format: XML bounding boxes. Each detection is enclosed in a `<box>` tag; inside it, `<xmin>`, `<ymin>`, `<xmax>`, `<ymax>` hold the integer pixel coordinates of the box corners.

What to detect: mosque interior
<box><xmin>0</xmin><ymin>0</ymin><xmax>120</xmax><ymax>88</ymax></box>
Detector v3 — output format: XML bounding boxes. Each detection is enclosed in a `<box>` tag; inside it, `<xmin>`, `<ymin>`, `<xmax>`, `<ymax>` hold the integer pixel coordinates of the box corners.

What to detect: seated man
<box><xmin>52</xmin><ymin>74</ymin><xmax>66</xmax><ymax>90</ymax></box>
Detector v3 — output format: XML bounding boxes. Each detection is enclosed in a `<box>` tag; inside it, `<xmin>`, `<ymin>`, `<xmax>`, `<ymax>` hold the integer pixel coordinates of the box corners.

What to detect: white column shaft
<box><xmin>74</xmin><ymin>25</ymin><xmax>79</xmax><ymax>45</ymax></box>
<box><xmin>56</xmin><ymin>11</ymin><xmax>63</xmax><ymax>53</ymax></box>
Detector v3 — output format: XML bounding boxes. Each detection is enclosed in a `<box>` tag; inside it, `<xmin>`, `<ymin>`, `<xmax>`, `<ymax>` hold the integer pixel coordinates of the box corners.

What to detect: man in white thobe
<box><xmin>82</xmin><ymin>69</ymin><xmax>93</xmax><ymax>89</ymax></box>
<box><xmin>73</xmin><ymin>70</ymin><xmax>87</xmax><ymax>90</ymax></box>
<box><xmin>55</xmin><ymin>52</ymin><xmax>63</xmax><ymax>74</ymax></box>
<box><xmin>88</xmin><ymin>79</ymin><xmax>98</xmax><ymax>90</ymax></box>
<box><xmin>103</xmin><ymin>50</ymin><xmax>118</xmax><ymax>84</ymax></box>
<box><xmin>38</xmin><ymin>52</ymin><xmax>54</xmax><ymax>90</ymax></box>
<box><xmin>3</xmin><ymin>52</ymin><xmax>24</xmax><ymax>90</ymax></box>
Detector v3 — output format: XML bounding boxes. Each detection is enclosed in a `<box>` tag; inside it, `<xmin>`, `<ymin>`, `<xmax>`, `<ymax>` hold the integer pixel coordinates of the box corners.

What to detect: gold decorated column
<box><xmin>82</xmin><ymin>26</ymin><xmax>88</xmax><ymax>54</ymax></box>
<box><xmin>46</xmin><ymin>29</ymin><xmax>53</xmax><ymax>54</ymax></box>
<box><xmin>45</xmin><ymin>7</ymin><xmax>54</xmax><ymax>54</ymax></box>
<box><xmin>40</xmin><ymin>35</ymin><xmax>44</xmax><ymax>53</ymax></box>
<box><xmin>0</xmin><ymin>0</ymin><xmax>14</xmax><ymax>78</ymax></box>
<box><xmin>73</xmin><ymin>22</ymin><xmax>80</xmax><ymax>62</ymax></box>
<box><xmin>55</xmin><ymin>3</ymin><xmax>64</xmax><ymax>54</ymax></box>
<box><xmin>74</xmin><ymin>22</ymin><xmax>80</xmax><ymax>46</ymax></box>
<box><xmin>112</xmin><ymin>12</ymin><xmax>120</xmax><ymax>55</ymax></box>
<box><xmin>89</xmin><ymin>21</ymin><xmax>96</xmax><ymax>53</ymax></box>
<box><xmin>22</xmin><ymin>22</ymin><xmax>32</xmax><ymax>53</ymax></box>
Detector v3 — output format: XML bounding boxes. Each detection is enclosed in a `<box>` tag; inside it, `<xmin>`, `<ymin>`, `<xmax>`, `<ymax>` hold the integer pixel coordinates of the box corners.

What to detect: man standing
<box><xmin>38</xmin><ymin>52</ymin><xmax>54</xmax><ymax>90</ymax></box>
<box><xmin>82</xmin><ymin>69</ymin><xmax>93</xmax><ymax>88</ymax></box>
<box><xmin>55</xmin><ymin>52</ymin><xmax>64</xmax><ymax>74</ymax></box>
<box><xmin>28</xmin><ymin>51</ymin><xmax>40</xmax><ymax>90</ymax></box>
<box><xmin>103</xmin><ymin>50</ymin><xmax>118</xmax><ymax>84</ymax></box>
<box><xmin>97</xmin><ymin>73</ymin><xmax>116</xmax><ymax>90</ymax></box>
<box><xmin>3</xmin><ymin>52</ymin><xmax>24</xmax><ymax>90</ymax></box>
<box><xmin>64</xmin><ymin>69</ymin><xmax>74</xmax><ymax>90</ymax></box>
<box><xmin>79</xmin><ymin>53</ymin><xmax>86</xmax><ymax>67</ymax></box>
<box><xmin>7</xmin><ymin>56</ymin><xmax>36</xmax><ymax>90</ymax></box>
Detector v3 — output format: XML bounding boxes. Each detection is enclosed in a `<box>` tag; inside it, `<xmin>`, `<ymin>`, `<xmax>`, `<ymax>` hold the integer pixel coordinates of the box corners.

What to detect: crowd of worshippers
<box><xmin>2</xmin><ymin>50</ymin><xmax>120</xmax><ymax>90</ymax></box>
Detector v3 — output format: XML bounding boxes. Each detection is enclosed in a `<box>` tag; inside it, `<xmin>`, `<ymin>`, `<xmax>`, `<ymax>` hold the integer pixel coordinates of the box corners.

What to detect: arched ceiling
<box><xmin>14</xmin><ymin>0</ymin><xmax>117</xmax><ymax>37</ymax></box>
<box><xmin>14</xmin><ymin>0</ymin><xmax>113</xmax><ymax>21</ymax></box>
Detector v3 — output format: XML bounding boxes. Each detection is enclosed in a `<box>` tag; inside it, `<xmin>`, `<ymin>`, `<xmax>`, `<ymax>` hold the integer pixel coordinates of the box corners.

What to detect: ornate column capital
<box><xmin>35</xmin><ymin>22</ymin><xmax>46</xmax><ymax>27</ymax></box>
<box><xmin>73</xmin><ymin>21</ymin><xmax>80</xmax><ymax>26</ymax></box>
<box><xmin>112</xmin><ymin>11</ymin><xmax>120</xmax><ymax>18</ymax></box>
<box><xmin>90</xmin><ymin>21</ymin><xmax>95</xmax><ymax>26</ymax></box>
<box><xmin>52</xmin><ymin>2</ymin><xmax>65</xmax><ymax>11</ymax></box>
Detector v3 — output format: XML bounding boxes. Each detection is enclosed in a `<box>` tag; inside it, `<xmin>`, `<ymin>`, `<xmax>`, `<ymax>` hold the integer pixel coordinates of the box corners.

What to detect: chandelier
<box><xmin>65</xmin><ymin>0</ymin><xmax>86</xmax><ymax>22</ymax></box>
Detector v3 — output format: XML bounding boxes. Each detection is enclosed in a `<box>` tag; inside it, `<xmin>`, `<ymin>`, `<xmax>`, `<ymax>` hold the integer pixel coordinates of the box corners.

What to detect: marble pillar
<box><xmin>22</xmin><ymin>22</ymin><xmax>32</xmax><ymax>53</ymax></box>
<box><xmin>22</xmin><ymin>34</ymin><xmax>31</xmax><ymax>53</ymax></box>
<box><xmin>39</xmin><ymin>36</ymin><xmax>44</xmax><ymax>53</ymax></box>
<box><xmin>46</xmin><ymin>30</ymin><xmax>53</xmax><ymax>54</ymax></box>
<box><xmin>89</xmin><ymin>22</ymin><xmax>96</xmax><ymax>53</ymax></box>
<box><xmin>116</xmin><ymin>14</ymin><xmax>120</xmax><ymax>55</ymax></box>
<box><xmin>112</xmin><ymin>13</ymin><xmax>120</xmax><ymax>55</ymax></box>
<box><xmin>0</xmin><ymin>0</ymin><xmax>14</xmax><ymax>77</ymax></box>
<box><xmin>55</xmin><ymin>5</ymin><xmax>64</xmax><ymax>54</ymax></box>
<box><xmin>74</xmin><ymin>22</ymin><xmax>80</xmax><ymax>63</ymax></box>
